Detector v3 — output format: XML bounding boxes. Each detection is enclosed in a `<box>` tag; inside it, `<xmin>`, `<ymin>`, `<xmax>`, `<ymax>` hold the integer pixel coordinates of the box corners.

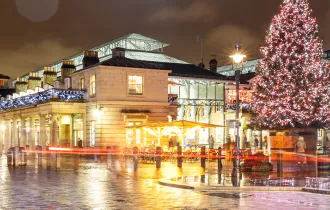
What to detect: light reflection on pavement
<box><xmin>0</xmin><ymin>155</ymin><xmax>330</xmax><ymax>210</ymax></box>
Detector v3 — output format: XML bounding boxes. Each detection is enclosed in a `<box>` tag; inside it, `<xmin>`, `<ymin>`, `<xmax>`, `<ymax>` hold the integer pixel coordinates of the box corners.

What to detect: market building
<box><xmin>0</xmin><ymin>33</ymin><xmax>239</xmax><ymax>154</ymax></box>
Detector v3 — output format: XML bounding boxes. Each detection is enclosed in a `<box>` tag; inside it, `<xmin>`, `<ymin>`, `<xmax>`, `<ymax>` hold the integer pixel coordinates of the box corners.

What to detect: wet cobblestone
<box><xmin>0</xmin><ymin>155</ymin><xmax>330</xmax><ymax>209</ymax></box>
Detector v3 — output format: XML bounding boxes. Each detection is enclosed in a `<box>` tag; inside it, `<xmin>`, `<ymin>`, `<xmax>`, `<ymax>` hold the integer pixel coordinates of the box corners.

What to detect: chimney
<box><xmin>43</xmin><ymin>67</ymin><xmax>57</xmax><ymax>87</ymax></box>
<box><xmin>112</xmin><ymin>47</ymin><xmax>126</xmax><ymax>58</ymax></box>
<box><xmin>28</xmin><ymin>72</ymin><xmax>42</xmax><ymax>89</ymax></box>
<box><xmin>83</xmin><ymin>51</ymin><xmax>100</xmax><ymax>68</ymax></box>
<box><xmin>15</xmin><ymin>77</ymin><xmax>28</xmax><ymax>93</ymax></box>
<box><xmin>209</xmin><ymin>55</ymin><xmax>218</xmax><ymax>73</ymax></box>
<box><xmin>198</xmin><ymin>59</ymin><xmax>205</xmax><ymax>69</ymax></box>
<box><xmin>61</xmin><ymin>60</ymin><xmax>76</xmax><ymax>82</ymax></box>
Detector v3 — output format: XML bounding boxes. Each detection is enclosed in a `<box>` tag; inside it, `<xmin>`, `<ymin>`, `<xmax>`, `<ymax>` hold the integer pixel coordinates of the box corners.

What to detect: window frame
<box><xmin>80</xmin><ymin>78</ymin><xmax>85</xmax><ymax>89</ymax></box>
<box><xmin>89</xmin><ymin>74</ymin><xmax>96</xmax><ymax>97</ymax></box>
<box><xmin>127</xmin><ymin>75</ymin><xmax>144</xmax><ymax>96</ymax></box>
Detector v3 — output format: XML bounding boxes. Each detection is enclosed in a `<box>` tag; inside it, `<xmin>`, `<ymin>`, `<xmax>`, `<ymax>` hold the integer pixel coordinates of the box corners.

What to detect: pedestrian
<box><xmin>254</xmin><ymin>136</ymin><xmax>259</xmax><ymax>148</ymax></box>
<box><xmin>263</xmin><ymin>136</ymin><xmax>268</xmax><ymax>149</ymax></box>
<box><xmin>78</xmin><ymin>138</ymin><xmax>83</xmax><ymax>148</ymax></box>
<box><xmin>295</xmin><ymin>136</ymin><xmax>307</xmax><ymax>170</ymax></box>
<box><xmin>208</xmin><ymin>135</ymin><xmax>214</xmax><ymax>149</ymax></box>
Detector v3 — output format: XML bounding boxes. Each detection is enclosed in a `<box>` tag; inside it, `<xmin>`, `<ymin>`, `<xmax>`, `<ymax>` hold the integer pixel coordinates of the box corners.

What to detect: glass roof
<box><xmin>15</xmin><ymin>33</ymin><xmax>173</xmax><ymax>81</ymax></box>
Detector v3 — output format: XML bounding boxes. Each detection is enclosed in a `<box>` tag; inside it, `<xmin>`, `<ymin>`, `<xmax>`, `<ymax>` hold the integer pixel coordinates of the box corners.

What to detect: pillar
<box><xmin>39</xmin><ymin>115</ymin><xmax>47</xmax><ymax>150</ymax></box>
<box><xmin>70</xmin><ymin>114</ymin><xmax>74</xmax><ymax>147</ymax></box>
<box><xmin>13</xmin><ymin>119</ymin><xmax>18</xmax><ymax>147</ymax></box>
<box><xmin>20</xmin><ymin>118</ymin><xmax>26</xmax><ymax>147</ymax></box>
<box><xmin>4</xmin><ymin>120</ymin><xmax>10</xmax><ymax>151</ymax></box>
<box><xmin>28</xmin><ymin>117</ymin><xmax>35</xmax><ymax>150</ymax></box>
<box><xmin>50</xmin><ymin>115</ymin><xmax>58</xmax><ymax>146</ymax></box>
<box><xmin>0</xmin><ymin>122</ymin><xmax>3</xmax><ymax>155</ymax></box>
<box><xmin>82</xmin><ymin>114</ymin><xmax>86</xmax><ymax>148</ymax></box>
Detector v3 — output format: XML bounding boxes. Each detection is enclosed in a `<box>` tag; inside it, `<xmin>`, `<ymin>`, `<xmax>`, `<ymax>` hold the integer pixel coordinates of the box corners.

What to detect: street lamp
<box><xmin>230</xmin><ymin>44</ymin><xmax>246</xmax><ymax>170</ymax></box>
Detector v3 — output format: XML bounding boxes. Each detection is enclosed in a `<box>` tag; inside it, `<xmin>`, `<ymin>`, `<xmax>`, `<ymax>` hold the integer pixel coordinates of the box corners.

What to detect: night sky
<box><xmin>1</xmin><ymin>0</ymin><xmax>329</xmax><ymax>80</ymax></box>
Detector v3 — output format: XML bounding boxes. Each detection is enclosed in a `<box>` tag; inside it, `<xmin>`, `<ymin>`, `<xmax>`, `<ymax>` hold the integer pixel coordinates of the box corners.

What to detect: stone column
<box><xmin>70</xmin><ymin>114</ymin><xmax>74</xmax><ymax>147</ymax></box>
<box><xmin>4</xmin><ymin>120</ymin><xmax>11</xmax><ymax>151</ymax></box>
<box><xmin>39</xmin><ymin>115</ymin><xmax>47</xmax><ymax>150</ymax></box>
<box><xmin>20</xmin><ymin>118</ymin><xmax>26</xmax><ymax>148</ymax></box>
<box><xmin>13</xmin><ymin>119</ymin><xmax>18</xmax><ymax>147</ymax></box>
<box><xmin>82</xmin><ymin>114</ymin><xmax>87</xmax><ymax>148</ymax></box>
<box><xmin>0</xmin><ymin>122</ymin><xmax>3</xmax><ymax>155</ymax></box>
<box><xmin>28</xmin><ymin>117</ymin><xmax>35</xmax><ymax>150</ymax></box>
<box><xmin>50</xmin><ymin>115</ymin><xmax>58</xmax><ymax>146</ymax></box>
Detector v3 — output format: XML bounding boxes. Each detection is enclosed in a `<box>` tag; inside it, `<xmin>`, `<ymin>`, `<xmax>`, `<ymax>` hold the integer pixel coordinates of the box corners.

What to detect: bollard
<box><xmin>46</xmin><ymin>146</ymin><xmax>51</xmax><ymax>169</ymax></box>
<box><xmin>201</xmin><ymin>146</ymin><xmax>206</xmax><ymax>168</ymax></box>
<box><xmin>218</xmin><ymin>147</ymin><xmax>222</xmax><ymax>169</ymax></box>
<box><xmin>133</xmin><ymin>146</ymin><xmax>138</xmax><ymax>171</ymax></box>
<box><xmin>36</xmin><ymin>145</ymin><xmax>42</xmax><ymax>167</ymax></box>
<box><xmin>107</xmin><ymin>146</ymin><xmax>111</xmax><ymax>168</ymax></box>
<box><xmin>156</xmin><ymin>146</ymin><xmax>161</xmax><ymax>168</ymax></box>
<box><xmin>177</xmin><ymin>146</ymin><xmax>182</xmax><ymax>168</ymax></box>
<box><xmin>13</xmin><ymin>147</ymin><xmax>19</xmax><ymax>166</ymax></box>
<box><xmin>277</xmin><ymin>151</ymin><xmax>283</xmax><ymax>177</ymax></box>
<box><xmin>73</xmin><ymin>154</ymin><xmax>79</xmax><ymax>170</ymax></box>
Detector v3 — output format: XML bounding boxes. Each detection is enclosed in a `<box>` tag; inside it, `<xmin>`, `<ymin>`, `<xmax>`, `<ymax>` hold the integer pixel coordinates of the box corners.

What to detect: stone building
<box><xmin>0</xmin><ymin>33</ymin><xmax>237</xmax><ymax>155</ymax></box>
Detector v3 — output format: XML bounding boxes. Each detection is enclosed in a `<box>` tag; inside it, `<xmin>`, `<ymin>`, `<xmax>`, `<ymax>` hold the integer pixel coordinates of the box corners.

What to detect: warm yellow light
<box><xmin>0</xmin><ymin>124</ymin><xmax>5</xmax><ymax>130</ymax></box>
<box><xmin>93</xmin><ymin>109</ymin><xmax>102</xmax><ymax>117</ymax></box>
<box><xmin>230</xmin><ymin>53</ymin><xmax>246</xmax><ymax>64</ymax></box>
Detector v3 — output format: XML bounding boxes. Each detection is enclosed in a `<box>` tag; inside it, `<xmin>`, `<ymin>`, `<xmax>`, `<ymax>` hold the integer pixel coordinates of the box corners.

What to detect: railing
<box><xmin>0</xmin><ymin>88</ymin><xmax>85</xmax><ymax>111</ymax></box>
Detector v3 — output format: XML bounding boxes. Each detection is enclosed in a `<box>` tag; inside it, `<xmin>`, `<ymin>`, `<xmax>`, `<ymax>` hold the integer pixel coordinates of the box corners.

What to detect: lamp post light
<box><xmin>230</xmin><ymin>44</ymin><xmax>246</xmax><ymax>170</ymax></box>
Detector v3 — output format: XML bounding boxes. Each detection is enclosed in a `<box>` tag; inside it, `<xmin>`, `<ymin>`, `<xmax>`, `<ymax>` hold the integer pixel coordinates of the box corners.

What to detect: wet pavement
<box><xmin>1</xmin><ymin>154</ymin><xmax>330</xmax><ymax>209</ymax></box>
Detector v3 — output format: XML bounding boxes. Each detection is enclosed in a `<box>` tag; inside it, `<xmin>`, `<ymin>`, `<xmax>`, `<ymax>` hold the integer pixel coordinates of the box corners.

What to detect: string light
<box><xmin>0</xmin><ymin>89</ymin><xmax>85</xmax><ymax>111</ymax></box>
<box><xmin>250</xmin><ymin>0</ymin><xmax>329</xmax><ymax>129</ymax></box>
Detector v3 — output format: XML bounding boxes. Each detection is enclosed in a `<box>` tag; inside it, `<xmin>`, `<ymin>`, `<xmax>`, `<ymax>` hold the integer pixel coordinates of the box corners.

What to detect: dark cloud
<box><xmin>0</xmin><ymin>0</ymin><xmax>328</xmax><ymax>82</ymax></box>
<box><xmin>149</xmin><ymin>0</ymin><xmax>217</xmax><ymax>23</ymax></box>
<box><xmin>1</xmin><ymin>40</ymin><xmax>78</xmax><ymax>79</ymax></box>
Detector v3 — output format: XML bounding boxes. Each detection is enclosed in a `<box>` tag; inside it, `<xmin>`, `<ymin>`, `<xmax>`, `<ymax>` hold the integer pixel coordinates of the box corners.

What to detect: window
<box><xmin>81</xmin><ymin>78</ymin><xmax>85</xmax><ymax>89</ymax></box>
<box><xmin>90</xmin><ymin>121</ymin><xmax>95</xmax><ymax>147</ymax></box>
<box><xmin>90</xmin><ymin>74</ymin><xmax>95</xmax><ymax>96</ymax></box>
<box><xmin>202</xmin><ymin>107</ymin><xmax>208</xmax><ymax>117</ymax></box>
<box><xmin>128</xmin><ymin>75</ymin><xmax>143</xmax><ymax>95</ymax></box>
<box><xmin>216</xmin><ymin>105</ymin><xmax>222</xmax><ymax>112</ymax></box>
<box><xmin>126</xmin><ymin>121</ymin><xmax>142</xmax><ymax>145</ymax></box>
<box><xmin>0</xmin><ymin>79</ymin><xmax>4</xmax><ymax>87</ymax></box>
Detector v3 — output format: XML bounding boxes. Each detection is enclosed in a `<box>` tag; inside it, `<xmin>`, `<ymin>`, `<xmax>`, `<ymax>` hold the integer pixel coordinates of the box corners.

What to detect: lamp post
<box><xmin>230</xmin><ymin>44</ymin><xmax>246</xmax><ymax>170</ymax></box>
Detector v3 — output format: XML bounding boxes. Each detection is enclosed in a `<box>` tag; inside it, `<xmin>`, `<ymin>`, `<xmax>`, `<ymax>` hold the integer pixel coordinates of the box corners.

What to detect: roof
<box><xmin>0</xmin><ymin>88</ymin><xmax>15</xmax><ymax>98</ymax></box>
<box><xmin>15</xmin><ymin>33</ymin><xmax>172</xmax><ymax>82</ymax></box>
<box><xmin>99</xmin><ymin>56</ymin><xmax>229</xmax><ymax>80</ymax></box>
<box><xmin>228</xmin><ymin>72</ymin><xmax>256</xmax><ymax>84</ymax></box>
<box><xmin>0</xmin><ymin>74</ymin><xmax>10</xmax><ymax>79</ymax></box>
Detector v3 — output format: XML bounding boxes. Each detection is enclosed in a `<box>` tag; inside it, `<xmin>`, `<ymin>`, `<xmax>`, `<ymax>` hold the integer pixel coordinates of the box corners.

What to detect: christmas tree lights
<box><xmin>250</xmin><ymin>0</ymin><xmax>330</xmax><ymax>129</ymax></box>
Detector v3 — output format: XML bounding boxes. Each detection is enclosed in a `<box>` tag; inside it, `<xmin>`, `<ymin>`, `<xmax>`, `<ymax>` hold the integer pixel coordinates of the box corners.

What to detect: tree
<box><xmin>250</xmin><ymin>0</ymin><xmax>329</xmax><ymax>130</ymax></box>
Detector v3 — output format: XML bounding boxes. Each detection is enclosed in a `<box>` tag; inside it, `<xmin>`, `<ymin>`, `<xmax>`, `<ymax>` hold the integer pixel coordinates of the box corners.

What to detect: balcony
<box><xmin>0</xmin><ymin>89</ymin><xmax>85</xmax><ymax>111</ymax></box>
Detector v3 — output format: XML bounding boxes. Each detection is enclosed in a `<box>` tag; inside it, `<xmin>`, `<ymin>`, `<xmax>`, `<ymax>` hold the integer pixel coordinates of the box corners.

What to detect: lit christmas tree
<box><xmin>250</xmin><ymin>0</ymin><xmax>330</xmax><ymax>129</ymax></box>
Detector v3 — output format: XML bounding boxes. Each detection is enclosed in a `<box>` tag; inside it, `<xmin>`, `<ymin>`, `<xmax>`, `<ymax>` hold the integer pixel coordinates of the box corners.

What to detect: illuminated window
<box><xmin>128</xmin><ymin>75</ymin><xmax>143</xmax><ymax>95</ymax></box>
<box><xmin>0</xmin><ymin>79</ymin><xmax>4</xmax><ymax>87</ymax></box>
<box><xmin>202</xmin><ymin>107</ymin><xmax>208</xmax><ymax>117</ymax></box>
<box><xmin>216</xmin><ymin>105</ymin><xmax>222</xmax><ymax>112</ymax></box>
<box><xmin>126</xmin><ymin>122</ymin><xmax>142</xmax><ymax>145</ymax></box>
<box><xmin>81</xmin><ymin>78</ymin><xmax>85</xmax><ymax>89</ymax></box>
<box><xmin>90</xmin><ymin>121</ymin><xmax>95</xmax><ymax>147</ymax></box>
<box><xmin>90</xmin><ymin>74</ymin><xmax>95</xmax><ymax>96</ymax></box>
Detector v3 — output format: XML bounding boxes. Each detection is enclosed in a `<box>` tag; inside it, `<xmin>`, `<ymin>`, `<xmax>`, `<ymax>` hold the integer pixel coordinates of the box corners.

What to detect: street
<box><xmin>0</xmin><ymin>156</ymin><xmax>329</xmax><ymax>210</ymax></box>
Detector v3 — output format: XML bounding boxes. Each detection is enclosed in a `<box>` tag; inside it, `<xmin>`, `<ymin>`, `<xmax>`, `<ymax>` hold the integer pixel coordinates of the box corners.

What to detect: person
<box><xmin>208</xmin><ymin>135</ymin><xmax>215</xmax><ymax>149</ymax></box>
<box><xmin>263</xmin><ymin>136</ymin><xmax>268</xmax><ymax>149</ymax></box>
<box><xmin>254</xmin><ymin>136</ymin><xmax>259</xmax><ymax>148</ymax></box>
<box><xmin>295</xmin><ymin>136</ymin><xmax>307</xmax><ymax>169</ymax></box>
<box><xmin>78</xmin><ymin>138</ymin><xmax>83</xmax><ymax>148</ymax></box>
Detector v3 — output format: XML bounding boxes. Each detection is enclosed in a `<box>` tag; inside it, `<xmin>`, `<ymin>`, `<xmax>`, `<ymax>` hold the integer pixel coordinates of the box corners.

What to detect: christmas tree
<box><xmin>250</xmin><ymin>0</ymin><xmax>329</xmax><ymax>129</ymax></box>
